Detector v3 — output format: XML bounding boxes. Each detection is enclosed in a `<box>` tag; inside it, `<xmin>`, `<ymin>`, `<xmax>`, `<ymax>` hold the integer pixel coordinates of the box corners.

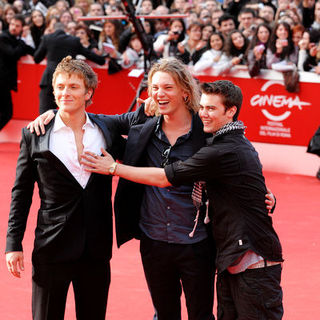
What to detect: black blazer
<box><xmin>6</xmin><ymin>113</ymin><xmax>125</xmax><ymax>265</ymax></box>
<box><xmin>33</xmin><ymin>29</ymin><xmax>105</xmax><ymax>87</ymax></box>
<box><xmin>114</xmin><ymin>113</ymin><xmax>208</xmax><ymax>247</ymax></box>
<box><xmin>0</xmin><ymin>30</ymin><xmax>34</xmax><ymax>90</ymax></box>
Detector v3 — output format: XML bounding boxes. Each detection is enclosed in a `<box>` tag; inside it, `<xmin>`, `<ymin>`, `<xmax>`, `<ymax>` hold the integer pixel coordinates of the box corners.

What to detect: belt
<box><xmin>247</xmin><ymin>260</ymin><xmax>282</xmax><ymax>269</ymax></box>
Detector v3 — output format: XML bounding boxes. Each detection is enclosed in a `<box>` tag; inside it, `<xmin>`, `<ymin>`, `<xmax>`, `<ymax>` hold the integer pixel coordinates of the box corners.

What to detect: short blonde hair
<box><xmin>147</xmin><ymin>57</ymin><xmax>200</xmax><ymax>114</ymax></box>
<box><xmin>52</xmin><ymin>56</ymin><xmax>98</xmax><ymax>106</ymax></box>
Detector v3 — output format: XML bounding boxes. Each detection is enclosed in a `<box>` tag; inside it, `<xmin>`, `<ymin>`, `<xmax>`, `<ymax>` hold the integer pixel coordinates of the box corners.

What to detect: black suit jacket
<box><xmin>114</xmin><ymin>113</ymin><xmax>209</xmax><ymax>247</ymax></box>
<box><xmin>33</xmin><ymin>29</ymin><xmax>105</xmax><ymax>87</ymax></box>
<box><xmin>6</xmin><ymin>113</ymin><xmax>126</xmax><ymax>265</ymax></box>
<box><xmin>0</xmin><ymin>30</ymin><xmax>34</xmax><ymax>90</ymax></box>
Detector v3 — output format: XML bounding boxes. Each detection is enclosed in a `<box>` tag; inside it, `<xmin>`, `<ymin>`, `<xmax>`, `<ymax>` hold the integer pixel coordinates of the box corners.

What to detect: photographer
<box><xmin>238</xmin><ymin>7</ymin><xmax>256</xmax><ymax>40</ymax></box>
<box><xmin>153</xmin><ymin>18</ymin><xmax>186</xmax><ymax>58</ymax></box>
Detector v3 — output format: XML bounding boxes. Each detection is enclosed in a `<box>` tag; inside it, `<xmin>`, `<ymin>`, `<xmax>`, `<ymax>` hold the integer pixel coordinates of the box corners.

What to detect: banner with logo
<box><xmin>197</xmin><ymin>75</ymin><xmax>320</xmax><ymax>146</ymax></box>
<box><xmin>13</xmin><ymin>60</ymin><xmax>320</xmax><ymax>147</ymax></box>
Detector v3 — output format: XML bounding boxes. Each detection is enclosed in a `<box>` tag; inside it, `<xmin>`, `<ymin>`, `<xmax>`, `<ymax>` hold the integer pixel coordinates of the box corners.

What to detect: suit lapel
<box><xmin>38</xmin><ymin>119</ymin><xmax>82</xmax><ymax>186</ymax></box>
<box><xmin>84</xmin><ymin>114</ymin><xmax>112</xmax><ymax>187</ymax></box>
<box><xmin>124</xmin><ymin>117</ymin><xmax>159</xmax><ymax>165</ymax></box>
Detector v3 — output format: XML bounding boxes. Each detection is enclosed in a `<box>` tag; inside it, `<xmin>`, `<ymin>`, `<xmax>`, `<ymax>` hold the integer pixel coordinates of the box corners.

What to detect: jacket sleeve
<box><xmin>6</xmin><ymin>129</ymin><xmax>36</xmax><ymax>253</ymax></box>
<box><xmin>33</xmin><ymin>36</ymin><xmax>47</xmax><ymax>63</ymax></box>
<box><xmin>303</xmin><ymin>53</ymin><xmax>317</xmax><ymax>71</ymax></box>
<box><xmin>97</xmin><ymin>105</ymin><xmax>149</xmax><ymax>135</ymax></box>
<box><xmin>0</xmin><ymin>36</ymin><xmax>33</xmax><ymax>60</ymax></box>
<box><xmin>80</xmin><ymin>42</ymin><xmax>106</xmax><ymax>65</ymax></box>
<box><xmin>165</xmin><ymin>145</ymin><xmax>222</xmax><ymax>186</ymax></box>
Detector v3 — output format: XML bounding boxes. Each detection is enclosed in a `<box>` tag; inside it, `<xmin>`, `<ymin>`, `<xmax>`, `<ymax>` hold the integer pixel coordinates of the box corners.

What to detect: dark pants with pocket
<box><xmin>217</xmin><ymin>264</ymin><xmax>283</xmax><ymax>320</ymax></box>
<box><xmin>140</xmin><ymin>234</ymin><xmax>216</xmax><ymax>320</ymax></box>
<box><xmin>32</xmin><ymin>259</ymin><xmax>110</xmax><ymax>320</ymax></box>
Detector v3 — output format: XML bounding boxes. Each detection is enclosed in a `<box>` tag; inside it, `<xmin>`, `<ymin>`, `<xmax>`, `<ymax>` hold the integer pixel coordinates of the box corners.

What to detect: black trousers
<box><xmin>140</xmin><ymin>235</ymin><xmax>216</xmax><ymax>320</ymax></box>
<box><xmin>217</xmin><ymin>264</ymin><xmax>283</xmax><ymax>320</ymax></box>
<box><xmin>0</xmin><ymin>88</ymin><xmax>13</xmax><ymax>131</ymax></box>
<box><xmin>32</xmin><ymin>259</ymin><xmax>110</xmax><ymax>320</ymax></box>
<box><xmin>39</xmin><ymin>84</ymin><xmax>57</xmax><ymax>114</ymax></box>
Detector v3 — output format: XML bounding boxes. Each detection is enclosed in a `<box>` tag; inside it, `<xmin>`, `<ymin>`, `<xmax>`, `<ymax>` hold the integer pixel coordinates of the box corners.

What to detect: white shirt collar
<box><xmin>54</xmin><ymin>111</ymin><xmax>95</xmax><ymax>132</ymax></box>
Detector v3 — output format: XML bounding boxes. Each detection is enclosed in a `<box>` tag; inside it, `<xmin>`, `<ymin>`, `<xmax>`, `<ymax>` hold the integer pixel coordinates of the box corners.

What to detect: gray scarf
<box><xmin>214</xmin><ymin>120</ymin><xmax>246</xmax><ymax>138</ymax></box>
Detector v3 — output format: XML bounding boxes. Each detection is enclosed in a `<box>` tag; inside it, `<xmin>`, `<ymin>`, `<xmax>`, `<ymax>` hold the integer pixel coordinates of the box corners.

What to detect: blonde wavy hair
<box><xmin>147</xmin><ymin>57</ymin><xmax>200</xmax><ymax>115</ymax></box>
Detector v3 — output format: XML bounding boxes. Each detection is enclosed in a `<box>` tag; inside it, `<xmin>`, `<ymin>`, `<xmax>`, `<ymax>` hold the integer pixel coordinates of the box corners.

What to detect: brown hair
<box><xmin>52</xmin><ymin>56</ymin><xmax>98</xmax><ymax>106</ymax></box>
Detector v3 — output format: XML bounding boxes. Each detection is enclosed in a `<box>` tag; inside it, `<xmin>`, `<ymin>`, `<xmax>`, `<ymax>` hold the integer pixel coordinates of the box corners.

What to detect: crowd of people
<box><xmin>1</xmin><ymin>0</ymin><xmax>320</xmax><ymax>123</ymax></box>
<box><xmin>1</xmin><ymin>0</ymin><xmax>320</xmax><ymax>75</ymax></box>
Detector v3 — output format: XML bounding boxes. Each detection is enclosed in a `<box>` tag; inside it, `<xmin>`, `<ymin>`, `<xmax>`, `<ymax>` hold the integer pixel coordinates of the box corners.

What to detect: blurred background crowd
<box><xmin>1</xmin><ymin>0</ymin><xmax>320</xmax><ymax>75</ymax></box>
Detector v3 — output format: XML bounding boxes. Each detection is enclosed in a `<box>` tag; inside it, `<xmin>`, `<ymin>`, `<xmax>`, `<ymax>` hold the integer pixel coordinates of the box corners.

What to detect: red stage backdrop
<box><xmin>13</xmin><ymin>58</ymin><xmax>320</xmax><ymax>146</ymax></box>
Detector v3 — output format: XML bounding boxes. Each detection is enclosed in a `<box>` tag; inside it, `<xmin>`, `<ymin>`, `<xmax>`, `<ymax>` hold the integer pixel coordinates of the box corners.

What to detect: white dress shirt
<box><xmin>49</xmin><ymin>112</ymin><xmax>106</xmax><ymax>188</ymax></box>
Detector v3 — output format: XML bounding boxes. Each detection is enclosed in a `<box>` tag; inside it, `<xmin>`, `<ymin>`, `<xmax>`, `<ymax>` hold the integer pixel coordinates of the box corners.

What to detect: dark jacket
<box><xmin>0</xmin><ymin>30</ymin><xmax>34</xmax><ymax>90</ymax></box>
<box><xmin>33</xmin><ymin>29</ymin><xmax>105</xmax><ymax>87</ymax></box>
<box><xmin>114</xmin><ymin>113</ymin><xmax>208</xmax><ymax>247</ymax></box>
<box><xmin>165</xmin><ymin>129</ymin><xmax>283</xmax><ymax>273</ymax></box>
<box><xmin>6</xmin><ymin>113</ymin><xmax>125</xmax><ymax>265</ymax></box>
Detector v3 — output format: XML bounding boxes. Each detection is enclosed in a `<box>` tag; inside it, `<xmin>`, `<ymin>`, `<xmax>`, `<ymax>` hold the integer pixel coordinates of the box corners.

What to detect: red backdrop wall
<box><xmin>12</xmin><ymin>58</ymin><xmax>320</xmax><ymax>147</ymax></box>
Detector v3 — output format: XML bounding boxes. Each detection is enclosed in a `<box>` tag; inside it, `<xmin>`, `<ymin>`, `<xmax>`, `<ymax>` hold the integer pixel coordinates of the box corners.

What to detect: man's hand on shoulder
<box><xmin>27</xmin><ymin>110</ymin><xmax>56</xmax><ymax>135</ymax></box>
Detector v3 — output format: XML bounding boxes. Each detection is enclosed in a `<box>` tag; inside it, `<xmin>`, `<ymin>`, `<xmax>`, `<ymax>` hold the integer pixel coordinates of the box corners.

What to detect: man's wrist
<box><xmin>108</xmin><ymin>162</ymin><xmax>118</xmax><ymax>175</ymax></box>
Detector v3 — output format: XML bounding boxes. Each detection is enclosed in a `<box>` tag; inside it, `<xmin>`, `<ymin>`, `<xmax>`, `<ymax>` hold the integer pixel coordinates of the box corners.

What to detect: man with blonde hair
<box><xmin>5</xmin><ymin>56</ymin><xmax>125</xmax><ymax>320</ymax></box>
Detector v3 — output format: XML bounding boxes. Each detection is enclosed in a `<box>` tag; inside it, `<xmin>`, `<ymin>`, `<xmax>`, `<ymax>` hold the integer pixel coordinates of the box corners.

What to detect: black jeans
<box><xmin>32</xmin><ymin>260</ymin><xmax>110</xmax><ymax>320</ymax></box>
<box><xmin>140</xmin><ymin>235</ymin><xmax>216</xmax><ymax>320</ymax></box>
<box><xmin>217</xmin><ymin>264</ymin><xmax>283</xmax><ymax>320</ymax></box>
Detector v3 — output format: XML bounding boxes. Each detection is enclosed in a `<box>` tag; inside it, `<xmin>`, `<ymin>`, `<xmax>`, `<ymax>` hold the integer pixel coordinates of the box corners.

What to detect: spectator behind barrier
<box><xmin>193</xmin><ymin>31</ymin><xmax>229</xmax><ymax>74</ymax></box>
<box><xmin>238</xmin><ymin>7</ymin><xmax>256</xmax><ymax>40</ymax></box>
<box><xmin>98</xmin><ymin>20</ymin><xmax>123</xmax><ymax>59</ymax></box>
<box><xmin>218</xmin><ymin>13</ymin><xmax>236</xmax><ymax>40</ymax></box>
<box><xmin>246</xmin><ymin>23</ymin><xmax>271</xmax><ymax>77</ymax></box>
<box><xmin>29</xmin><ymin>9</ymin><xmax>46</xmax><ymax>49</ymax></box>
<box><xmin>224</xmin><ymin>29</ymin><xmax>249</xmax><ymax>69</ymax></box>
<box><xmin>266</xmin><ymin>21</ymin><xmax>298</xmax><ymax>69</ymax></box>
<box><xmin>177</xmin><ymin>21</ymin><xmax>207</xmax><ymax>65</ymax></box>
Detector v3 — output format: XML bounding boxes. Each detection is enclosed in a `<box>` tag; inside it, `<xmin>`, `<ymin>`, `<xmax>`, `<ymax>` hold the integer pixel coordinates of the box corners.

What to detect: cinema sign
<box><xmin>198</xmin><ymin>72</ymin><xmax>320</xmax><ymax>146</ymax></box>
<box><xmin>245</xmin><ymin>80</ymin><xmax>312</xmax><ymax>143</ymax></box>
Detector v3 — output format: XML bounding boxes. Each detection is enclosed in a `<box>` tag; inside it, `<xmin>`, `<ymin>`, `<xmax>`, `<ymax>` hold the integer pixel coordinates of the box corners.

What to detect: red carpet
<box><xmin>0</xmin><ymin>142</ymin><xmax>319</xmax><ymax>319</ymax></box>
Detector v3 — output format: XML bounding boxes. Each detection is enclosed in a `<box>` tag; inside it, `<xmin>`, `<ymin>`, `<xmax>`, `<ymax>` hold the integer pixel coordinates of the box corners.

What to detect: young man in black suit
<box><xmin>5</xmin><ymin>56</ymin><xmax>127</xmax><ymax>320</ymax></box>
<box><xmin>0</xmin><ymin>14</ymin><xmax>34</xmax><ymax>130</ymax></box>
<box><xmin>33</xmin><ymin>22</ymin><xmax>105</xmax><ymax>114</ymax></box>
